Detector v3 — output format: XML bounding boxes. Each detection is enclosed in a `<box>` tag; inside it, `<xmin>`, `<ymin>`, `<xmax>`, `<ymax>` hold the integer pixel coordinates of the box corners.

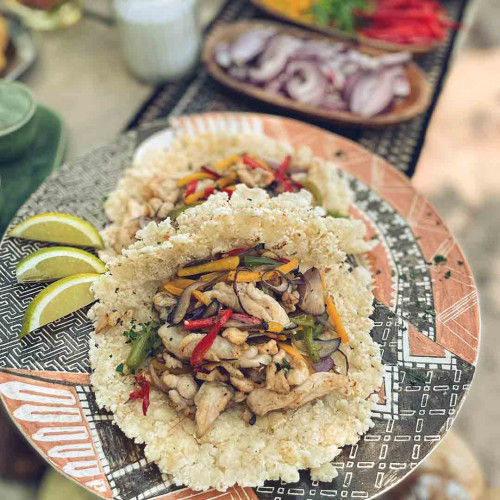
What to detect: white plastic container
<box><xmin>114</xmin><ymin>0</ymin><xmax>201</xmax><ymax>84</ymax></box>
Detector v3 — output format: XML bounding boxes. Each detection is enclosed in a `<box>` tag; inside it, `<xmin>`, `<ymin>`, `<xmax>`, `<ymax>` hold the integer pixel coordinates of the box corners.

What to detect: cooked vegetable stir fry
<box><xmin>113</xmin><ymin>153</ymin><xmax>324</xmax><ymax>253</ymax></box>
<box><xmin>121</xmin><ymin>244</ymin><xmax>351</xmax><ymax>436</ymax></box>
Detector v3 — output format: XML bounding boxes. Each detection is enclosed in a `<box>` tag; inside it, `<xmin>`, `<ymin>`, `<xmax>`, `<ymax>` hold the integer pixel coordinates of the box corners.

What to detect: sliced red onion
<box><xmin>376</xmin><ymin>52</ymin><xmax>412</xmax><ymax>67</ymax></box>
<box><xmin>322</xmin><ymin>92</ymin><xmax>348</xmax><ymax>111</ymax></box>
<box><xmin>393</xmin><ymin>75</ymin><xmax>411</xmax><ymax>97</ymax></box>
<box><xmin>296</xmin><ymin>40</ymin><xmax>346</xmax><ymax>60</ymax></box>
<box><xmin>349</xmin><ymin>69</ymin><xmax>396</xmax><ymax>118</ymax></box>
<box><xmin>316</xmin><ymin>337</ymin><xmax>341</xmax><ymax>357</ymax></box>
<box><xmin>249</xmin><ymin>35</ymin><xmax>303</xmax><ymax>83</ymax></box>
<box><xmin>230</xmin><ymin>27</ymin><xmax>276</xmax><ymax>66</ymax></box>
<box><xmin>285</xmin><ymin>61</ymin><xmax>327</xmax><ymax>106</ymax></box>
<box><xmin>297</xmin><ymin>267</ymin><xmax>325</xmax><ymax>315</ymax></box>
<box><xmin>264</xmin><ymin>73</ymin><xmax>287</xmax><ymax>95</ymax></box>
<box><xmin>228</xmin><ymin>66</ymin><xmax>249</xmax><ymax>81</ymax></box>
<box><xmin>214</xmin><ymin>42</ymin><xmax>232</xmax><ymax>69</ymax></box>
<box><xmin>343</xmin><ymin>72</ymin><xmax>364</xmax><ymax>103</ymax></box>
<box><xmin>312</xmin><ymin>356</ymin><xmax>335</xmax><ymax>372</ymax></box>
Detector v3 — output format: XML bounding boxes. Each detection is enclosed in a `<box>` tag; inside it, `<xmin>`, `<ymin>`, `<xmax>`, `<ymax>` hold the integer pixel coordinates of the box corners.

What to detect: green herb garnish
<box><xmin>312</xmin><ymin>0</ymin><xmax>368</xmax><ymax>32</ymax></box>
<box><xmin>115</xmin><ymin>363</ymin><xmax>125</xmax><ymax>375</ymax></box>
<box><xmin>444</xmin><ymin>271</ymin><xmax>451</xmax><ymax>279</ymax></box>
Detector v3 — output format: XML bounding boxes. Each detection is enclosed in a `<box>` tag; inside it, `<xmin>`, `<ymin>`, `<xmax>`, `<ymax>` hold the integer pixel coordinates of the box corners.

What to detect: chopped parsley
<box><xmin>115</xmin><ymin>363</ymin><xmax>125</xmax><ymax>375</ymax></box>
<box><xmin>282</xmin><ymin>358</ymin><xmax>291</xmax><ymax>371</ymax></box>
<box><xmin>444</xmin><ymin>271</ymin><xmax>451</xmax><ymax>279</ymax></box>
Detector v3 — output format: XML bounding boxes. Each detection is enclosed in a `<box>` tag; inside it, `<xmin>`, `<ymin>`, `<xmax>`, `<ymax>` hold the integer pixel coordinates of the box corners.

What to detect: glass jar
<box><xmin>113</xmin><ymin>0</ymin><xmax>201</xmax><ymax>84</ymax></box>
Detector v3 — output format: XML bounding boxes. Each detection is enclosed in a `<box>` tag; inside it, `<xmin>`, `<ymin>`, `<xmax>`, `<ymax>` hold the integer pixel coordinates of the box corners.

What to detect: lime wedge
<box><xmin>9</xmin><ymin>213</ymin><xmax>104</xmax><ymax>249</ymax></box>
<box><xmin>16</xmin><ymin>247</ymin><xmax>106</xmax><ymax>283</ymax></box>
<box><xmin>20</xmin><ymin>273</ymin><xmax>100</xmax><ymax>338</ymax></box>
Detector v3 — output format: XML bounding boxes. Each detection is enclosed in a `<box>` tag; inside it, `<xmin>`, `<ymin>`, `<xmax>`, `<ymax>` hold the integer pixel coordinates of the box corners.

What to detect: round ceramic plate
<box><xmin>0</xmin><ymin>113</ymin><xmax>479</xmax><ymax>500</ymax></box>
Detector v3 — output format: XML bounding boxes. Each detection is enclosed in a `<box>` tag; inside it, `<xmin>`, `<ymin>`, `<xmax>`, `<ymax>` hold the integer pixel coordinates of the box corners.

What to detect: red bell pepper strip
<box><xmin>185</xmin><ymin>180</ymin><xmax>198</xmax><ymax>197</ymax></box>
<box><xmin>190</xmin><ymin>309</ymin><xmax>233</xmax><ymax>365</ymax></box>
<box><xmin>201</xmin><ymin>166</ymin><xmax>221</xmax><ymax>179</ymax></box>
<box><xmin>128</xmin><ymin>375</ymin><xmax>150</xmax><ymax>416</ymax></box>
<box><xmin>242</xmin><ymin>154</ymin><xmax>268</xmax><ymax>171</ymax></box>
<box><xmin>184</xmin><ymin>317</ymin><xmax>218</xmax><ymax>330</ymax></box>
<box><xmin>277</xmin><ymin>155</ymin><xmax>291</xmax><ymax>177</ymax></box>
<box><xmin>226</xmin><ymin>247</ymin><xmax>251</xmax><ymax>257</ymax></box>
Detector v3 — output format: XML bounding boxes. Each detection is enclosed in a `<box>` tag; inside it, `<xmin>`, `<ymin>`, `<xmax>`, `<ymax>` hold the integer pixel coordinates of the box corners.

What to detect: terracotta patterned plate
<box><xmin>0</xmin><ymin>113</ymin><xmax>479</xmax><ymax>500</ymax></box>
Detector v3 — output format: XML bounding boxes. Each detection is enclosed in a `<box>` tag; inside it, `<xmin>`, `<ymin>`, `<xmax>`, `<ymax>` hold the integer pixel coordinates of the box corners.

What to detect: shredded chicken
<box><xmin>235</xmin><ymin>346</ymin><xmax>272</xmax><ymax>368</ymax></box>
<box><xmin>222</xmin><ymin>327</ymin><xmax>249</xmax><ymax>345</ymax></box>
<box><xmin>247</xmin><ymin>372</ymin><xmax>350</xmax><ymax>416</ymax></box>
<box><xmin>257</xmin><ymin>339</ymin><xmax>279</xmax><ymax>356</ymax></box>
<box><xmin>237</xmin><ymin>163</ymin><xmax>275</xmax><ymax>188</ymax></box>
<box><xmin>230</xmin><ymin>375</ymin><xmax>254</xmax><ymax>393</ymax></box>
<box><xmin>194</xmin><ymin>382</ymin><xmax>234</xmax><ymax>437</ymax></box>
<box><xmin>266</xmin><ymin>350</ymin><xmax>291</xmax><ymax>394</ymax></box>
<box><xmin>286</xmin><ymin>355</ymin><xmax>309</xmax><ymax>386</ymax></box>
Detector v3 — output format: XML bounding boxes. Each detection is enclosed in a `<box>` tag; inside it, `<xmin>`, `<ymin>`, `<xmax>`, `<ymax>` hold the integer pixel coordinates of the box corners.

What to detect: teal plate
<box><xmin>0</xmin><ymin>104</ymin><xmax>66</xmax><ymax>234</ymax></box>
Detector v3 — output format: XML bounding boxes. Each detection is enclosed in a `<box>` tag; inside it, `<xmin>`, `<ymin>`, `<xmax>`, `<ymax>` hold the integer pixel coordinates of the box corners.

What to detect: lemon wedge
<box><xmin>9</xmin><ymin>213</ymin><xmax>104</xmax><ymax>248</ymax></box>
<box><xmin>16</xmin><ymin>247</ymin><xmax>106</xmax><ymax>283</ymax></box>
<box><xmin>20</xmin><ymin>273</ymin><xmax>100</xmax><ymax>338</ymax></box>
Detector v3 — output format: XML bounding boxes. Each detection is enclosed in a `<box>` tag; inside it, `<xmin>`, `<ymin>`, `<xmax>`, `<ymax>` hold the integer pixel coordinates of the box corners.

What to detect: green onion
<box><xmin>243</xmin><ymin>256</ymin><xmax>282</xmax><ymax>267</ymax></box>
<box><xmin>168</xmin><ymin>202</ymin><xmax>203</xmax><ymax>221</ymax></box>
<box><xmin>303</xmin><ymin>326</ymin><xmax>321</xmax><ymax>363</ymax></box>
<box><xmin>125</xmin><ymin>322</ymin><xmax>160</xmax><ymax>373</ymax></box>
<box><xmin>290</xmin><ymin>313</ymin><xmax>315</xmax><ymax>328</ymax></box>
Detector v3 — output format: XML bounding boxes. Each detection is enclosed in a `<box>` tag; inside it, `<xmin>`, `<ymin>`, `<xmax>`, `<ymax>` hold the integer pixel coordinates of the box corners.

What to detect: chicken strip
<box><xmin>195</xmin><ymin>382</ymin><xmax>234</xmax><ymax>437</ymax></box>
<box><xmin>246</xmin><ymin>372</ymin><xmax>349</xmax><ymax>416</ymax></box>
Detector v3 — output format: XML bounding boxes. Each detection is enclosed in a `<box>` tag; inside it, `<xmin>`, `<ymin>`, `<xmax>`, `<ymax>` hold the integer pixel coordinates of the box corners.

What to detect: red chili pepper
<box><xmin>190</xmin><ymin>309</ymin><xmax>233</xmax><ymax>366</ymax></box>
<box><xmin>201</xmin><ymin>166</ymin><xmax>221</xmax><ymax>179</ymax></box>
<box><xmin>242</xmin><ymin>154</ymin><xmax>268</xmax><ymax>171</ymax></box>
<box><xmin>276</xmin><ymin>257</ymin><xmax>291</xmax><ymax>264</ymax></box>
<box><xmin>277</xmin><ymin>155</ymin><xmax>291</xmax><ymax>177</ymax></box>
<box><xmin>184</xmin><ymin>317</ymin><xmax>218</xmax><ymax>330</ymax></box>
<box><xmin>226</xmin><ymin>247</ymin><xmax>251</xmax><ymax>257</ymax></box>
<box><xmin>128</xmin><ymin>375</ymin><xmax>150</xmax><ymax>416</ymax></box>
<box><xmin>185</xmin><ymin>180</ymin><xmax>198</xmax><ymax>197</ymax></box>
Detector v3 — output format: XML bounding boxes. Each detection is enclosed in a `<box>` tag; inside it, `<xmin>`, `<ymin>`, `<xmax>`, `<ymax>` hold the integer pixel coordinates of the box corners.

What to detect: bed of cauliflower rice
<box><xmin>100</xmin><ymin>132</ymin><xmax>353</xmax><ymax>260</ymax></box>
<box><xmin>89</xmin><ymin>186</ymin><xmax>382</xmax><ymax>491</ymax></box>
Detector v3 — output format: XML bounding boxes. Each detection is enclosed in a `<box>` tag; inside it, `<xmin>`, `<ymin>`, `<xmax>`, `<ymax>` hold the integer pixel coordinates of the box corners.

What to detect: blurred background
<box><xmin>0</xmin><ymin>0</ymin><xmax>499</xmax><ymax>498</ymax></box>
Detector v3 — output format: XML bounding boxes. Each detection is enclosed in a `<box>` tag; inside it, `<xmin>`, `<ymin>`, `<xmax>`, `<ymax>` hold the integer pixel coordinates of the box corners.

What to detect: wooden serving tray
<box><xmin>203</xmin><ymin>20</ymin><xmax>432</xmax><ymax>128</ymax></box>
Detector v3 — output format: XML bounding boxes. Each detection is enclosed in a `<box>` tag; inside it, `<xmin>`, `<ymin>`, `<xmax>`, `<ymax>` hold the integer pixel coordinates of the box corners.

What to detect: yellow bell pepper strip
<box><xmin>227</xmin><ymin>258</ymin><xmax>299</xmax><ymax>282</ymax></box>
<box><xmin>163</xmin><ymin>283</ymin><xmax>184</xmax><ymax>296</ymax></box>
<box><xmin>278</xmin><ymin>342</ymin><xmax>315</xmax><ymax>374</ymax></box>
<box><xmin>267</xmin><ymin>321</ymin><xmax>284</xmax><ymax>333</ymax></box>
<box><xmin>214</xmin><ymin>155</ymin><xmax>241</xmax><ymax>171</ymax></box>
<box><xmin>326</xmin><ymin>296</ymin><xmax>348</xmax><ymax>343</ymax></box>
<box><xmin>216</xmin><ymin>171</ymin><xmax>237</xmax><ymax>189</ymax></box>
<box><xmin>151</xmin><ymin>359</ymin><xmax>168</xmax><ymax>372</ymax></box>
<box><xmin>164</xmin><ymin>278</ymin><xmax>196</xmax><ymax>290</ymax></box>
<box><xmin>192</xmin><ymin>290</ymin><xmax>210</xmax><ymax>306</ymax></box>
<box><xmin>178</xmin><ymin>256</ymin><xmax>240</xmax><ymax>277</ymax></box>
<box><xmin>185</xmin><ymin>186</ymin><xmax>215</xmax><ymax>205</ymax></box>
<box><xmin>264</xmin><ymin>333</ymin><xmax>287</xmax><ymax>341</ymax></box>
<box><xmin>226</xmin><ymin>270</ymin><xmax>262</xmax><ymax>282</ymax></box>
<box><xmin>177</xmin><ymin>172</ymin><xmax>215</xmax><ymax>187</ymax></box>
<box><xmin>199</xmin><ymin>271</ymin><xmax>223</xmax><ymax>282</ymax></box>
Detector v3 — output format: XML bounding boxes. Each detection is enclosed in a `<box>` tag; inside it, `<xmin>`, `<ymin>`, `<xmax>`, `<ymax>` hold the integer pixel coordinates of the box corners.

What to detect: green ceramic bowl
<box><xmin>0</xmin><ymin>81</ymin><xmax>38</xmax><ymax>163</ymax></box>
